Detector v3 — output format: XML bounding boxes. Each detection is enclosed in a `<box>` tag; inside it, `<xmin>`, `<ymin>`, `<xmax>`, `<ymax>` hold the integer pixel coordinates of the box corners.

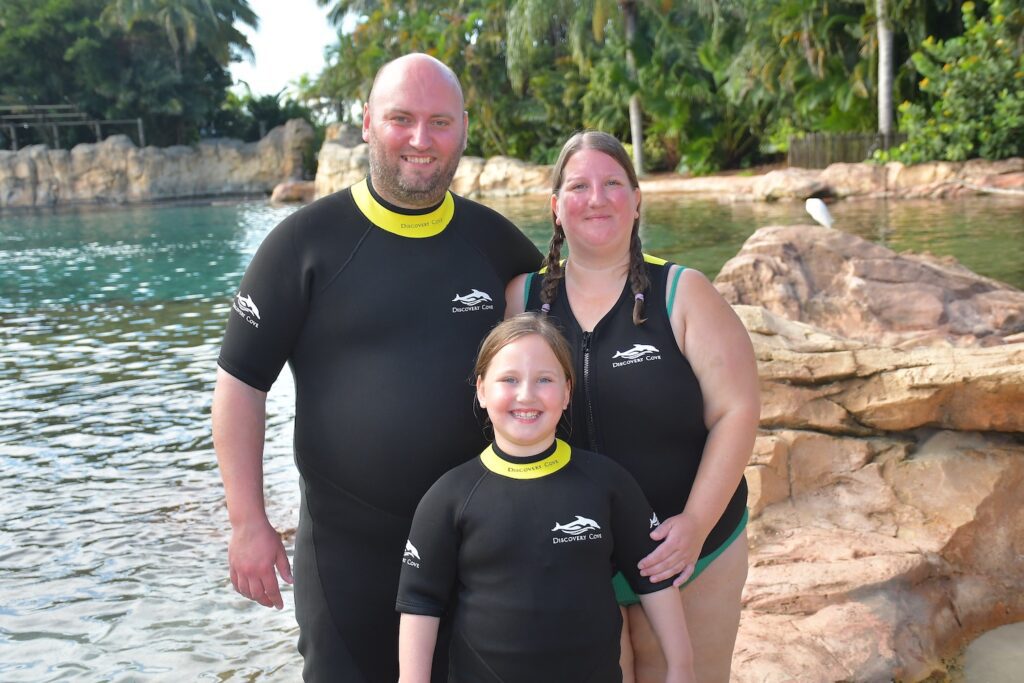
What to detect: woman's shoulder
<box><xmin>504</xmin><ymin>272</ymin><xmax>533</xmax><ymax>316</ymax></box>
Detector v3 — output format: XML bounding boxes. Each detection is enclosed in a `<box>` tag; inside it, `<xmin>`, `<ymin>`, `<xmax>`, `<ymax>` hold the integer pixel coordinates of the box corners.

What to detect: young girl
<box><xmin>396</xmin><ymin>313</ymin><xmax>695</xmax><ymax>683</ymax></box>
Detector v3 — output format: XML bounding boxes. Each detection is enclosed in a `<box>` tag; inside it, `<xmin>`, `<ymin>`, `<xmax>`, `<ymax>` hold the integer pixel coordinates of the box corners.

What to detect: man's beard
<box><xmin>368</xmin><ymin>143</ymin><xmax>463</xmax><ymax>208</ymax></box>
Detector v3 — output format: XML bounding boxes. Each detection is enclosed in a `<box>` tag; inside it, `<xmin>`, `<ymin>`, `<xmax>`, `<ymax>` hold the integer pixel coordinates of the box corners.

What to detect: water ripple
<box><xmin>1</xmin><ymin>195</ymin><xmax>1020</xmax><ymax>680</ymax></box>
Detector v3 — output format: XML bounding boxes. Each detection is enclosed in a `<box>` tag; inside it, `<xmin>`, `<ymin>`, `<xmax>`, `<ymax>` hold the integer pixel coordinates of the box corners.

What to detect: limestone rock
<box><xmin>313</xmin><ymin>150</ymin><xmax>550</xmax><ymax>199</ymax></box>
<box><xmin>737</xmin><ymin>429</ymin><xmax>1024</xmax><ymax>682</ymax></box>
<box><xmin>271</xmin><ymin>180</ymin><xmax>315</xmax><ymax>203</ymax></box>
<box><xmin>751</xmin><ymin>168</ymin><xmax>829</xmax><ymax>201</ymax></box>
<box><xmin>324</xmin><ymin>122</ymin><xmax>363</xmax><ymax>147</ymax></box>
<box><xmin>639</xmin><ymin>173</ymin><xmax>760</xmax><ymax>197</ymax></box>
<box><xmin>738</xmin><ymin>305</ymin><xmax>1024</xmax><ymax>436</ymax></box>
<box><xmin>314</xmin><ymin>141</ymin><xmax>369</xmax><ymax>198</ymax></box>
<box><xmin>819</xmin><ymin>162</ymin><xmax>888</xmax><ymax>197</ymax></box>
<box><xmin>0</xmin><ymin>119</ymin><xmax>315</xmax><ymax>208</ymax></box>
<box><xmin>716</xmin><ymin>225</ymin><xmax>1024</xmax><ymax>347</ymax></box>
<box><xmin>734</xmin><ymin>302</ymin><xmax>1024</xmax><ymax>682</ymax></box>
<box><xmin>451</xmin><ymin>156</ymin><xmax>486</xmax><ymax>197</ymax></box>
<box><xmin>472</xmin><ymin>156</ymin><xmax>550</xmax><ymax>198</ymax></box>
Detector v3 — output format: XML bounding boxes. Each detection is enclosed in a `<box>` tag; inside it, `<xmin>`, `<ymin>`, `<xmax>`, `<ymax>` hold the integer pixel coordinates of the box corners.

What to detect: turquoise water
<box><xmin>1</xmin><ymin>194</ymin><xmax>1021</xmax><ymax>680</ymax></box>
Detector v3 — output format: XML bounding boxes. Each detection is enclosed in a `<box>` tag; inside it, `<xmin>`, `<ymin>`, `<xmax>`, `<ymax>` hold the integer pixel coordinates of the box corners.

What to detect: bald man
<box><xmin>213</xmin><ymin>54</ymin><xmax>541</xmax><ymax>681</ymax></box>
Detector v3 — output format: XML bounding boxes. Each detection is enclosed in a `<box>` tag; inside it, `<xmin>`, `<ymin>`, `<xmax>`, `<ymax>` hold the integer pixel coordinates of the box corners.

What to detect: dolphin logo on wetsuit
<box><xmin>551</xmin><ymin>515</ymin><xmax>601</xmax><ymax>536</ymax></box>
<box><xmin>452</xmin><ymin>289</ymin><xmax>493</xmax><ymax>307</ymax></box>
<box><xmin>404</xmin><ymin>540</ymin><xmax>421</xmax><ymax>561</ymax></box>
<box><xmin>612</xmin><ymin>344</ymin><xmax>659</xmax><ymax>360</ymax></box>
<box><xmin>235</xmin><ymin>293</ymin><xmax>260</xmax><ymax>320</ymax></box>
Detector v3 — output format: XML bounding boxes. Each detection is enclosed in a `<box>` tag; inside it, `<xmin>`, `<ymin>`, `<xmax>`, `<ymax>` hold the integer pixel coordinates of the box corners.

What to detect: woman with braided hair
<box><xmin>505</xmin><ymin>131</ymin><xmax>760</xmax><ymax>683</ymax></box>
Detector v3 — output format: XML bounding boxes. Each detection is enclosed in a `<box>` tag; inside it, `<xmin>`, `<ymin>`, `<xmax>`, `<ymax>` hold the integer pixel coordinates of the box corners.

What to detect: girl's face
<box><xmin>551</xmin><ymin>148</ymin><xmax>640</xmax><ymax>258</ymax></box>
<box><xmin>476</xmin><ymin>334</ymin><xmax>570</xmax><ymax>456</ymax></box>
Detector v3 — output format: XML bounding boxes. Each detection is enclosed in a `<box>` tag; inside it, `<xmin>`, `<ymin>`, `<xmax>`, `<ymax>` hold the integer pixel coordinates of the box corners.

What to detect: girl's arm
<box><xmin>637</xmin><ymin>589</ymin><xmax>696</xmax><ymax>683</ymax></box>
<box><xmin>398</xmin><ymin>613</ymin><xmax>440</xmax><ymax>683</ymax></box>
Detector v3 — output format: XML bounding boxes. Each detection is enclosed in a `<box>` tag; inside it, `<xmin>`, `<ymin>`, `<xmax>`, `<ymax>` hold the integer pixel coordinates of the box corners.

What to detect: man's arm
<box><xmin>212</xmin><ymin>368</ymin><xmax>292</xmax><ymax>609</ymax></box>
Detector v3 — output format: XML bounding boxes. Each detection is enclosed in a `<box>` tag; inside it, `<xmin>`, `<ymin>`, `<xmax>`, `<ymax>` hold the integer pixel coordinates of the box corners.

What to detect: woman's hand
<box><xmin>638</xmin><ymin>512</ymin><xmax>705</xmax><ymax>586</ymax></box>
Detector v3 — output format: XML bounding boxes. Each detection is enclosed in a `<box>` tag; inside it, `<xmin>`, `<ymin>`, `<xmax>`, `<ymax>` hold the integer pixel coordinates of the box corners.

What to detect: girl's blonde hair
<box><xmin>474</xmin><ymin>313</ymin><xmax>575</xmax><ymax>389</ymax></box>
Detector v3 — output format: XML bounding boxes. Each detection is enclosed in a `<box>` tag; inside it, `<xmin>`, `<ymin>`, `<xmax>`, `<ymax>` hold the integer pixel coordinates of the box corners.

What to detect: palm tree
<box><xmin>102</xmin><ymin>0</ymin><xmax>257</xmax><ymax>74</ymax></box>
<box><xmin>876</xmin><ymin>0</ymin><xmax>894</xmax><ymax>146</ymax></box>
<box><xmin>507</xmin><ymin>0</ymin><xmax>650</xmax><ymax>173</ymax></box>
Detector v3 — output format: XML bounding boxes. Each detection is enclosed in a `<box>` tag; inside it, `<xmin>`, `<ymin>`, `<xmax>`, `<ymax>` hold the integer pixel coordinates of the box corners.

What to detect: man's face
<box><xmin>363</xmin><ymin>60</ymin><xmax>468</xmax><ymax>209</ymax></box>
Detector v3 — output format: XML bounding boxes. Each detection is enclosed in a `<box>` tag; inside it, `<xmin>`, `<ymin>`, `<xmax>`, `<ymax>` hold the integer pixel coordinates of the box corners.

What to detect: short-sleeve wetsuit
<box><xmin>525</xmin><ymin>256</ymin><xmax>748</xmax><ymax>601</ymax></box>
<box><xmin>217</xmin><ymin>178</ymin><xmax>541</xmax><ymax>682</ymax></box>
<box><xmin>396</xmin><ymin>439</ymin><xmax>675</xmax><ymax>682</ymax></box>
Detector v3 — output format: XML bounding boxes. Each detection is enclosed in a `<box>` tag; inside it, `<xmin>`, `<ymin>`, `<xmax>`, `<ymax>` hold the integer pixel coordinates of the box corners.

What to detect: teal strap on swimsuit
<box><xmin>524</xmin><ymin>271</ymin><xmax>536</xmax><ymax>309</ymax></box>
<box><xmin>612</xmin><ymin>508</ymin><xmax>748</xmax><ymax>606</ymax></box>
<box><xmin>666</xmin><ymin>265</ymin><xmax>686</xmax><ymax>315</ymax></box>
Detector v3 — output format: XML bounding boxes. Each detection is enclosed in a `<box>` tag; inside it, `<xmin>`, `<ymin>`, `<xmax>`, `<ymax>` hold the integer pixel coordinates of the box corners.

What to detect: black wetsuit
<box><xmin>525</xmin><ymin>257</ymin><xmax>747</xmax><ymax>566</ymax></box>
<box><xmin>218</xmin><ymin>178</ymin><xmax>541</xmax><ymax>682</ymax></box>
<box><xmin>397</xmin><ymin>440</ymin><xmax>674</xmax><ymax>682</ymax></box>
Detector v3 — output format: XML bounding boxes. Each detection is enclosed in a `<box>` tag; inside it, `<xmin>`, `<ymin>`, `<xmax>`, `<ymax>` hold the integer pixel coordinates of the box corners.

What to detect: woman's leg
<box><xmin>619</xmin><ymin>606</ymin><xmax>637</xmax><ymax>683</ymax></box>
<box><xmin>627</xmin><ymin>529</ymin><xmax>749</xmax><ymax>683</ymax></box>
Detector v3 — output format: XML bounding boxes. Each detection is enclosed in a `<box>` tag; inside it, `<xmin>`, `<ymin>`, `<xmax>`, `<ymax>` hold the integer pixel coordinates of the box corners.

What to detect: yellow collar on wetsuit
<box><xmin>537</xmin><ymin>253</ymin><xmax>665</xmax><ymax>274</ymax></box>
<box><xmin>351</xmin><ymin>178</ymin><xmax>454</xmax><ymax>238</ymax></box>
<box><xmin>480</xmin><ymin>439</ymin><xmax>572</xmax><ymax>479</ymax></box>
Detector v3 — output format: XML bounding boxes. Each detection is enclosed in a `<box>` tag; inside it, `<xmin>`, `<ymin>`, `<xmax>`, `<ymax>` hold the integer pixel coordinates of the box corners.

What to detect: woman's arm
<box><xmin>637</xmin><ymin>588</ymin><xmax>696</xmax><ymax>683</ymax></box>
<box><xmin>504</xmin><ymin>272</ymin><xmax>530</xmax><ymax>317</ymax></box>
<box><xmin>398</xmin><ymin>613</ymin><xmax>440</xmax><ymax>683</ymax></box>
<box><xmin>640</xmin><ymin>267</ymin><xmax>760</xmax><ymax>585</ymax></box>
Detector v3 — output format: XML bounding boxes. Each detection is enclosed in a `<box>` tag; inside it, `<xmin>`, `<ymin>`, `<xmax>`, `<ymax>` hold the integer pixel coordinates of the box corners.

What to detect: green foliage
<box><xmin>8</xmin><ymin>0</ymin><xmax>1023</xmax><ymax>168</ymax></box>
<box><xmin>311</xmin><ymin>0</ymin><xmax>585</xmax><ymax>163</ymax></box>
<box><xmin>0</xmin><ymin>0</ymin><xmax>256</xmax><ymax>147</ymax></box>
<box><xmin>881</xmin><ymin>0</ymin><xmax>1024</xmax><ymax>162</ymax></box>
<box><xmin>212</xmin><ymin>89</ymin><xmax>317</xmax><ymax>141</ymax></box>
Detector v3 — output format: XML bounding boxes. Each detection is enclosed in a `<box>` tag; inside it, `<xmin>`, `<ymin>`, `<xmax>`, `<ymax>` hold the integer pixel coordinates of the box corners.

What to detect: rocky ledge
<box><xmin>722</xmin><ymin>228</ymin><xmax>1024</xmax><ymax>682</ymax></box>
<box><xmin>317</xmin><ymin>140</ymin><xmax>1024</xmax><ymax>202</ymax></box>
<box><xmin>0</xmin><ymin>119</ymin><xmax>314</xmax><ymax>208</ymax></box>
<box><xmin>716</xmin><ymin>224</ymin><xmax>1024</xmax><ymax>348</ymax></box>
<box><xmin>314</xmin><ymin>140</ymin><xmax>552</xmax><ymax>200</ymax></box>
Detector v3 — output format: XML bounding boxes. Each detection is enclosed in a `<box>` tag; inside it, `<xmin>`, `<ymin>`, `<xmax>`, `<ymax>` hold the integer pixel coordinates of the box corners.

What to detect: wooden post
<box><xmin>94</xmin><ymin>122</ymin><xmax>102</xmax><ymax>141</ymax></box>
<box><xmin>7</xmin><ymin>125</ymin><xmax>16</xmax><ymax>151</ymax></box>
<box><xmin>136</xmin><ymin>118</ymin><xmax>145</xmax><ymax>147</ymax></box>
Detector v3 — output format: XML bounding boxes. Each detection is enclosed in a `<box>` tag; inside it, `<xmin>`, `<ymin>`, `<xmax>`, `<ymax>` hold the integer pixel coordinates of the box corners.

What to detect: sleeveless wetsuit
<box><xmin>525</xmin><ymin>257</ymin><xmax>748</xmax><ymax>602</ymax></box>
<box><xmin>218</xmin><ymin>178</ymin><xmax>541</xmax><ymax>682</ymax></box>
<box><xmin>397</xmin><ymin>439</ymin><xmax>675</xmax><ymax>682</ymax></box>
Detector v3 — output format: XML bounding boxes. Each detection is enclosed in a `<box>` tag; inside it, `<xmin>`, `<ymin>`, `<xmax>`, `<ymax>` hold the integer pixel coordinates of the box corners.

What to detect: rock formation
<box><xmin>638</xmin><ymin>158</ymin><xmax>1024</xmax><ymax>201</ymax></box>
<box><xmin>270</xmin><ymin>180</ymin><xmax>316</xmax><ymax>204</ymax></box>
<box><xmin>716</xmin><ymin>225</ymin><xmax>1024</xmax><ymax>347</ymax></box>
<box><xmin>315</xmin><ymin>138</ymin><xmax>552</xmax><ymax>199</ymax></box>
<box><xmin>717</xmin><ymin>227</ymin><xmax>1024</xmax><ymax>681</ymax></box>
<box><xmin>4</xmin><ymin>121</ymin><xmax>1020</xmax><ymax>207</ymax></box>
<box><xmin>733</xmin><ymin>305</ymin><xmax>1024</xmax><ymax>682</ymax></box>
<box><xmin>0</xmin><ymin>119</ymin><xmax>314</xmax><ymax>208</ymax></box>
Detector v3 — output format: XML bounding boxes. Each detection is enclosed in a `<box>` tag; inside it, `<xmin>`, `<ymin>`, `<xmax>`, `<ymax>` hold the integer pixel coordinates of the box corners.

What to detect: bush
<box><xmin>881</xmin><ymin>1</ymin><xmax>1024</xmax><ymax>163</ymax></box>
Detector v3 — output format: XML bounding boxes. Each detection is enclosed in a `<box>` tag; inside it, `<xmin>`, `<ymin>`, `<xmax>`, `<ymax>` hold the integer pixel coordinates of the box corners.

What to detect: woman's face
<box><xmin>551</xmin><ymin>148</ymin><xmax>640</xmax><ymax>257</ymax></box>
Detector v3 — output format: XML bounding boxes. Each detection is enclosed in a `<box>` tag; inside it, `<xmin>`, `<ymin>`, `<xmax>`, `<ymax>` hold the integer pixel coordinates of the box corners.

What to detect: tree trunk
<box><xmin>621</xmin><ymin>0</ymin><xmax>644</xmax><ymax>175</ymax></box>
<box><xmin>876</xmin><ymin>0</ymin><xmax>894</xmax><ymax>147</ymax></box>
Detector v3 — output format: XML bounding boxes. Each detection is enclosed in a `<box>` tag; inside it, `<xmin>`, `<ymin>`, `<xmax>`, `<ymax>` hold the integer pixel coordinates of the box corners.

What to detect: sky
<box><xmin>228</xmin><ymin>0</ymin><xmax>340</xmax><ymax>97</ymax></box>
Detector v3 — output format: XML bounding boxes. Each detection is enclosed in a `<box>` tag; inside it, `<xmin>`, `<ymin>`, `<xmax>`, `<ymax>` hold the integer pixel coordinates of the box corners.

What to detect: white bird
<box><xmin>805</xmin><ymin>197</ymin><xmax>834</xmax><ymax>228</ymax></box>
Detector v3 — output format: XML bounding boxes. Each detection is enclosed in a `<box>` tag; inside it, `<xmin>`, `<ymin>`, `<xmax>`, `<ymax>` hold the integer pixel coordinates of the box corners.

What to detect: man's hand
<box><xmin>228</xmin><ymin>518</ymin><xmax>293</xmax><ymax>609</ymax></box>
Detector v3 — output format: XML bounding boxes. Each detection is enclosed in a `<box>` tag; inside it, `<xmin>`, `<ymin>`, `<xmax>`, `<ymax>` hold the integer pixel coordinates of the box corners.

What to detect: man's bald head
<box><xmin>368</xmin><ymin>53</ymin><xmax>465</xmax><ymax>111</ymax></box>
<box><xmin>361</xmin><ymin>53</ymin><xmax>469</xmax><ymax>208</ymax></box>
